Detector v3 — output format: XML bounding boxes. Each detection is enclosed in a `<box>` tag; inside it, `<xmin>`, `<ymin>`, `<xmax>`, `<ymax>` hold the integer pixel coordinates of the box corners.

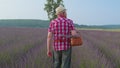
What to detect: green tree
<box><xmin>44</xmin><ymin>0</ymin><xmax>64</xmax><ymax>21</ymax></box>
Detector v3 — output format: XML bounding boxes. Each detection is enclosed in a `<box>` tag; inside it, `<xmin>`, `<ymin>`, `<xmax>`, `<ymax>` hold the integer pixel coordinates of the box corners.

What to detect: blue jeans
<box><xmin>53</xmin><ymin>47</ymin><xmax>72</xmax><ymax>68</ymax></box>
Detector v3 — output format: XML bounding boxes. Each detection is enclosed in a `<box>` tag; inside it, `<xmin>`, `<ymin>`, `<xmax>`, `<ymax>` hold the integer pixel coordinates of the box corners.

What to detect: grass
<box><xmin>23</xmin><ymin>44</ymin><xmax>34</xmax><ymax>53</ymax></box>
<box><xmin>79</xmin><ymin>60</ymin><xmax>97</xmax><ymax>68</ymax></box>
<box><xmin>0</xmin><ymin>40</ymin><xmax>6</xmax><ymax>45</ymax></box>
<box><xmin>0</xmin><ymin>52</ymin><xmax>12</xmax><ymax>66</ymax></box>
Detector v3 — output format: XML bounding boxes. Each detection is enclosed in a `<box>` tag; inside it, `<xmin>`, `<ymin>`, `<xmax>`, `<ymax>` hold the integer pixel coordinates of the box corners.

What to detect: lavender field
<box><xmin>0</xmin><ymin>27</ymin><xmax>120</xmax><ymax>68</ymax></box>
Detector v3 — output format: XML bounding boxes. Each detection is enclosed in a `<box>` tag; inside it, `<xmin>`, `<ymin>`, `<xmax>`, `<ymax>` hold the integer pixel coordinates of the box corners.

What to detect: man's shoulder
<box><xmin>51</xmin><ymin>18</ymin><xmax>60</xmax><ymax>24</ymax></box>
<box><xmin>51</xmin><ymin>17</ymin><xmax>73</xmax><ymax>23</ymax></box>
<box><xmin>65</xmin><ymin>18</ymin><xmax>73</xmax><ymax>24</ymax></box>
<box><xmin>67</xmin><ymin>18</ymin><xmax>73</xmax><ymax>21</ymax></box>
<box><xmin>50</xmin><ymin>19</ymin><xmax>57</xmax><ymax>24</ymax></box>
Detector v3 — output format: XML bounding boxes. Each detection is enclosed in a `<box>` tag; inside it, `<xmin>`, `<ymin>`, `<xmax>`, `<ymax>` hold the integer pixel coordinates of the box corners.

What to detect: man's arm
<box><xmin>47</xmin><ymin>32</ymin><xmax>53</xmax><ymax>57</ymax></box>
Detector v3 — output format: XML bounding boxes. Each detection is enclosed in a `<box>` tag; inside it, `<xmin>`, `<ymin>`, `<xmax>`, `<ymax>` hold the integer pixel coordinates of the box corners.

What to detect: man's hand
<box><xmin>47</xmin><ymin>50</ymin><xmax>52</xmax><ymax>57</ymax></box>
<box><xmin>71</xmin><ymin>30</ymin><xmax>80</xmax><ymax>37</ymax></box>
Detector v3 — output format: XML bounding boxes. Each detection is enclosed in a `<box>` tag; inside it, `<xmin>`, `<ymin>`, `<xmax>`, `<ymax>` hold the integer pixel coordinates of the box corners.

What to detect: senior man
<box><xmin>47</xmin><ymin>5</ymin><xmax>78</xmax><ymax>68</ymax></box>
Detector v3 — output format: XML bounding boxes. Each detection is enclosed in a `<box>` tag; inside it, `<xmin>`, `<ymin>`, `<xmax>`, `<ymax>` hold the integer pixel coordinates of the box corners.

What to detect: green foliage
<box><xmin>0</xmin><ymin>19</ymin><xmax>80</xmax><ymax>28</ymax></box>
<box><xmin>0</xmin><ymin>19</ymin><xmax>49</xmax><ymax>28</ymax></box>
<box><xmin>0</xmin><ymin>19</ymin><xmax>120</xmax><ymax>29</ymax></box>
<box><xmin>44</xmin><ymin>0</ymin><xmax>64</xmax><ymax>21</ymax></box>
<box><xmin>0</xmin><ymin>52</ymin><xmax>12</xmax><ymax>65</ymax></box>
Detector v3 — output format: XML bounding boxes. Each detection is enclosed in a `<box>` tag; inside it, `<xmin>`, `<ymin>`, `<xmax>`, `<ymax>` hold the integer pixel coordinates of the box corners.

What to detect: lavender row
<box><xmin>0</xmin><ymin>28</ymin><xmax>120</xmax><ymax>68</ymax></box>
<box><xmin>81</xmin><ymin>30</ymin><xmax>120</xmax><ymax>68</ymax></box>
<box><xmin>0</xmin><ymin>28</ymin><xmax>48</xmax><ymax>68</ymax></box>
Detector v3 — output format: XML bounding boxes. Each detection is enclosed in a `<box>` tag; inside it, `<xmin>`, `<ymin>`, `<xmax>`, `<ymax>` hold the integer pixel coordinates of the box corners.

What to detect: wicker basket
<box><xmin>71</xmin><ymin>36</ymin><xmax>83</xmax><ymax>46</ymax></box>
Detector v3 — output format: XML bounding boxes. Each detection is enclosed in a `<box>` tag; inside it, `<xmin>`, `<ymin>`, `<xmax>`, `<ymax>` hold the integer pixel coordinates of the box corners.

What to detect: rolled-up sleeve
<box><xmin>69</xmin><ymin>20</ymin><xmax>75</xmax><ymax>30</ymax></box>
<box><xmin>48</xmin><ymin>21</ymin><xmax>54</xmax><ymax>32</ymax></box>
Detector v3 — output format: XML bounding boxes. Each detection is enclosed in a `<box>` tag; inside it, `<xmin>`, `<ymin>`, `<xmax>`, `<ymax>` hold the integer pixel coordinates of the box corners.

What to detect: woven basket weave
<box><xmin>71</xmin><ymin>36</ymin><xmax>83</xmax><ymax>46</ymax></box>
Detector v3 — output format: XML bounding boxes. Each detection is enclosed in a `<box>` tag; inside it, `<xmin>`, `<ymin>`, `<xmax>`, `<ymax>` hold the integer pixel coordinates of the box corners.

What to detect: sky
<box><xmin>0</xmin><ymin>0</ymin><xmax>120</xmax><ymax>25</ymax></box>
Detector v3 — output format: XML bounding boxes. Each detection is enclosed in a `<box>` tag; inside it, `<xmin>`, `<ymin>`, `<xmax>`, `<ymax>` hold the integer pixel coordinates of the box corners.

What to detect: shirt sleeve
<box><xmin>69</xmin><ymin>20</ymin><xmax>75</xmax><ymax>30</ymax></box>
<box><xmin>48</xmin><ymin>21</ymin><xmax>54</xmax><ymax>32</ymax></box>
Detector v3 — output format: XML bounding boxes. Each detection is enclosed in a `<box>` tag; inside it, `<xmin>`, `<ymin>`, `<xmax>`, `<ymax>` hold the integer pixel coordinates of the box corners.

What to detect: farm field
<box><xmin>0</xmin><ymin>27</ymin><xmax>120</xmax><ymax>68</ymax></box>
<box><xmin>78</xmin><ymin>28</ymin><xmax>120</xmax><ymax>32</ymax></box>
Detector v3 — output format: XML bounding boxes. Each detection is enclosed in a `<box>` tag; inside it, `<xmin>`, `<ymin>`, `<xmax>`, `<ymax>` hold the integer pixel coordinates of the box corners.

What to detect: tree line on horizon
<box><xmin>0</xmin><ymin>19</ymin><xmax>120</xmax><ymax>29</ymax></box>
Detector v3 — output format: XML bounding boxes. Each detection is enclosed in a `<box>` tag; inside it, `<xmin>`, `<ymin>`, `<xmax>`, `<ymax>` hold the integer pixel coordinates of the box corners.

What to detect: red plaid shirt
<box><xmin>48</xmin><ymin>17</ymin><xmax>75</xmax><ymax>51</ymax></box>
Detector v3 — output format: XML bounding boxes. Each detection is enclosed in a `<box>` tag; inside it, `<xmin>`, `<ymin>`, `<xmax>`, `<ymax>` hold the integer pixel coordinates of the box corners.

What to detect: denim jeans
<box><xmin>53</xmin><ymin>47</ymin><xmax>72</xmax><ymax>68</ymax></box>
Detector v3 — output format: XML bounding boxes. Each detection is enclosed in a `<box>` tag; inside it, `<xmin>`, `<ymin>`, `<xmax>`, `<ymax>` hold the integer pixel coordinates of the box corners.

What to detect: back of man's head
<box><xmin>55</xmin><ymin>5</ymin><xmax>66</xmax><ymax>15</ymax></box>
